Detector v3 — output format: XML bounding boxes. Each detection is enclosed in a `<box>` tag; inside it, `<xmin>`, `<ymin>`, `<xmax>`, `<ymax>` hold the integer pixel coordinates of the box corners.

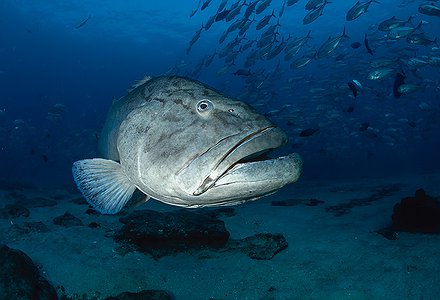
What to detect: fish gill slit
<box><xmin>174</xmin><ymin>134</ymin><xmax>235</xmax><ymax>176</ymax></box>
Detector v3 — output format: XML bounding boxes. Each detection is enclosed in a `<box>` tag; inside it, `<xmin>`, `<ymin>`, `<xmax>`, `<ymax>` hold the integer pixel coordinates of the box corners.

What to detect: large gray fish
<box><xmin>72</xmin><ymin>76</ymin><xmax>302</xmax><ymax>214</ymax></box>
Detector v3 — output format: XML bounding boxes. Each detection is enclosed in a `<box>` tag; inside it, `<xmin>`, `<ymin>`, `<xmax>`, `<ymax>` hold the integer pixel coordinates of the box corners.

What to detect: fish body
<box><xmin>393</xmin><ymin>72</ymin><xmax>405</xmax><ymax>98</ymax></box>
<box><xmin>244</xmin><ymin>0</ymin><xmax>260</xmax><ymax>18</ymax></box>
<box><xmin>290</xmin><ymin>52</ymin><xmax>315</xmax><ymax>68</ymax></box>
<box><xmin>368</xmin><ymin>67</ymin><xmax>394</xmax><ymax>80</ymax></box>
<box><xmin>286</xmin><ymin>30</ymin><xmax>312</xmax><ymax>50</ymax></box>
<box><xmin>387</xmin><ymin>21</ymin><xmax>422</xmax><ymax>39</ymax></box>
<box><xmin>351</xmin><ymin>42</ymin><xmax>361</xmax><ymax>48</ymax></box>
<box><xmin>287</xmin><ymin>0</ymin><xmax>300</xmax><ymax>6</ymax></box>
<box><xmin>279</xmin><ymin>0</ymin><xmax>287</xmax><ymax>17</ymax></box>
<box><xmin>406</xmin><ymin>57</ymin><xmax>429</xmax><ymax>68</ymax></box>
<box><xmin>364</xmin><ymin>33</ymin><xmax>374</xmax><ymax>55</ymax></box>
<box><xmin>226</xmin><ymin>2</ymin><xmax>245</xmax><ymax>22</ymax></box>
<box><xmin>266</xmin><ymin>37</ymin><xmax>286</xmax><ymax>60</ymax></box>
<box><xmin>204</xmin><ymin>50</ymin><xmax>217</xmax><ymax>67</ymax></box>
<box><xmin>72</xmin><ymin>76</ymin><xmax>302</xmax><ymax>214</ymax></box>
<box><xmin>347</xmin><ymin>81</ymin><xmax>359</xmax><ymax>98</ymax></box>
<box><xmin>256</xmin><ymin>9</ymin><xmax>275</xmax><ymax>30</ymax></box>
<box><xmin>241</xmin><ymin>39</ymin><xmax>256</xmax><ymax>51</ymax></box>
<box><xmin>418</xmin><ymin>3</ymin><xmax>440</xmax><ymax>16</ymax></box>
<box><xmin>378</xmin><ymin>16</ymin><xmax>412</xmax><ymax>31</ymax></box>
<box><xmin>370</xmin><ymin>57</ymin><xmax>398</xmax><ymax>68</ymax></box>
<box><xmin>406</xmin><ymin>33</ymin><xmax>438</xmax><ymax>46</ymax></box>
<box><xmin>299</xmin><ymin>127</ymin><xmax>319</xmax><ymax>137</ymax></box>
<box><xmin>346</xmin><ymin>0</ymin><xmax>379</xmax><ymax>21</ymax></box>
<box><xmin>428</xmin><ymin>56</ymin><xmax>440</xmax><ymax>67</ymax></box>
<box><xmin>189</xmin><ymin>24</ymin><xmax>204</xmax><ymax>48</ymax></box>
<box><xmin>190</xmin><ymin>0</ymin><xmax>202</xmax><ymax>17</ymax></box>
<box><xmin>305</xmin><ymin>0</ymin><xmax>324</xmax><ymax>10</ymax></box>
<box><xmin>234</xmin><ymin>69</ymin><xmax>252</xmax><ymax>76</ymax></box>
<box><xmin>205</xmin><ymin>14</ymin><xmax>217</xmax><ymax>31</ymax></box>
<box><xmin>303</xmin><ymin>1</ymin><xmax>328</xmax><ymax>24</ymax></box>
<box><xmin>397</xmin><ymin>84</ymin><xmax>422</xmax><ymax>94</ymax></box>
<box><xmin>217</xmin><ymin>0</ymin><xmax>229</xmax><ymax>13</ymax></box>
<box><xmin>201</xmin><ymin>0</ymin><xmax>213</xmax><ymax>11</ymax></box>
<box><xmin>256</xmin><ymin>0</ymin><xmax>272</xmax><ymax>14</ymax></box>
<box><xmin>75</xmin><ymin>15</ymin><xmax>91</xmax><ymax>29</ymax></box>
<box><xmin>316</xmin><ymin>27</ymin><xmax>350</xmax><ymax>58</ymax></box>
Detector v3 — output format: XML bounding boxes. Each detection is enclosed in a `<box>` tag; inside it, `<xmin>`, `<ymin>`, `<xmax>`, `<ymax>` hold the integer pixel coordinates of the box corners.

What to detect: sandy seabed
<box><xmin>1</xmin><ymin>171</ymin><xmax>440</xmax><ymax>300</ymax></box>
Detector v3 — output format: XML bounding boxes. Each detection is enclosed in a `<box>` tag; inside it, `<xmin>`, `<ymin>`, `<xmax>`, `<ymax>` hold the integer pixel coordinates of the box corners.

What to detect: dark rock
<box><xmin>85</xmin><ymin>208</ymin><xmax>101</xmax><ymax>215</ymax></box>
<box><xmin>105</xmin><ymin>290</ymin><xmax>173</xmax><ymax>300</ymax></box>
<box><xmin>53</xmin><ymin>212</ymin><xmax>84</xmax><ymax>227</ymax></box>
<box><xmin>0</xmin><ymin>204</ymin><xmax>30</xmax><ymax>218</ymax></box>
<box><xmin>305</xmin><ymin>198</ymin><xmax>325</xmax><ymax>206</ymax></box>
<box><xmin>57</xmin><ymin>287</ymin><xmax>101</xmax><ymax>300</ymax></box>
<box><xmin>8</xmin><ymin>222</ymin><xmax>50</xmax><ymax>239</ymax></box>
<box><xmin>114</xmin><ymin>209</ymin><xmax>230</xmax><ymax>259</ymax></box>
<box><xmin>227</xmin><ymin>233</ymin><xmax>288</xmax><ymax>260</ymax></box>
<box><xmin>7</xmin><ymin>191</ymin><xmax>28</xmax><ymax>201</ymax></box>
<box><xmin>272</xmin><ymin>198</ymin><xmax>324</xmax><ymax>207</ymax></box>
<box><xmin>50</xmin><ymin>194</ymin><xmax>69</xmax><ymax>200</ymax></box>
<box><xmin>0</xmin><ymin>182</ymin><xmax>35</xmax><ymax>190</ymax></box>
<box><xmin>211</xmin><ymin>207</ymin><xmax>236</xmax><ymax>218</ymax></box>
<box><xmin>327</xmin><ymin>184</ymin><xmax>400</xmax><ymax>216</ymax></box>
<box><xmin>71</xmin><ymin>197</ymin><xmax>88</xmax><ymax>205</ymax></box>
<box><xmin>15</xmin><ymin>197</ymin><xmax>58</xmax><ymax>208</ymax></box>
<box><xmin>392</xmin><ymin>188</ymin><xmax>440</xmax><ymax>234</ymax></box>
<box><xmin>0</xmin><ymin>244</ymin><xmax>58</xmax><ymax>300</ymax></box>
<box><xmin>88</xmin><ymin>222</ymin><xmax>100</xmax><ymax>228</ymax></box>
<box><xmin>374</xmin><ymin>227</ymin><xmax>398</xmax><ymax>240</ymax></box>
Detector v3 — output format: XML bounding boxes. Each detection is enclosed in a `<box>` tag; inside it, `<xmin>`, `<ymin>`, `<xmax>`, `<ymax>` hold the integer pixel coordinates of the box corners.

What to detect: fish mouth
<box><xmin>193</xmin><ymin>126</ymin><xmax>288</xmax><ymax>196</ymax></box>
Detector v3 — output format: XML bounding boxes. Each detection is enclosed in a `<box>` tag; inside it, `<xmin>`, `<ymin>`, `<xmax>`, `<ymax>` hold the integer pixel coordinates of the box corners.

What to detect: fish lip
<box><xmin>193</xmin><ymin>126</ymin><xmax>285</xmax><ymax>196</ymax></box>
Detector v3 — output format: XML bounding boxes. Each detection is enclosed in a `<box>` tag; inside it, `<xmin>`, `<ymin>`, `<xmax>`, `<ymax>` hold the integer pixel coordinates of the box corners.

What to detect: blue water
<box><xmin>0</xmin><ymin>0</ymin><xmax>439</xmax><ymax>187</ymax></box>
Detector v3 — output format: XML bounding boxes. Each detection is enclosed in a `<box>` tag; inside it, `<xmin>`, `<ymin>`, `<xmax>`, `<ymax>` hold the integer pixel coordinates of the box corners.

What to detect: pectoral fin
<box><xmin>72</xmin><ymin>158</ymin><xmax>138</xmax><ymax>214</ymax></box>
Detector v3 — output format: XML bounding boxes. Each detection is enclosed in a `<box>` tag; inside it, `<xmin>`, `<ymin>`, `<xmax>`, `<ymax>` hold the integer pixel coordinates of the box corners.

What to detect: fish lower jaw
<box><xmin>193</xmin><ymin>147</ymin><xmax>277</xmax><ymax>196</ymax></box>
<box><xmin>198</xmin><ymin>153</ymin><xmax>303</xmax><ymax>199</ymax></box>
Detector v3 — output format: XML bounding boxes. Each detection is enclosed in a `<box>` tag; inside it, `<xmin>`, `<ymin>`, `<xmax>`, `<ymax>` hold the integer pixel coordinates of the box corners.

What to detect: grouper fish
<box><xmin>72</xmin><ymin>76</ymin><xmax>303</xmax><ymax>214</ymax></box>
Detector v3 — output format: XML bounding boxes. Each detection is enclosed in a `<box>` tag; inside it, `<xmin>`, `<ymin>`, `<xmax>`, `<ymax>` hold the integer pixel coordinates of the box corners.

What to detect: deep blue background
<box><xmin>0</xmin><ymin>0</ymin><xmax>439</xmax><ymax>186</ymax></box>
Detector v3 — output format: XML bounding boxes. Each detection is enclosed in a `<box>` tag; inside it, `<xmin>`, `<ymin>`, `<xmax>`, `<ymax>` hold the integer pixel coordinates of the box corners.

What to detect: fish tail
<box><xmin>341</xmin><ymin>27</ymin><xmax>350</xmax><ymax>40</ymax></box>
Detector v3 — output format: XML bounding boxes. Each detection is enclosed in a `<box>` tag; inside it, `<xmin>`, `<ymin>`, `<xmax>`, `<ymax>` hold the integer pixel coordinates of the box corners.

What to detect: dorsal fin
<box><xmin>128</xmin><ymin>75</ymin><xmax>153</xmax><ymax>92</ymax></box>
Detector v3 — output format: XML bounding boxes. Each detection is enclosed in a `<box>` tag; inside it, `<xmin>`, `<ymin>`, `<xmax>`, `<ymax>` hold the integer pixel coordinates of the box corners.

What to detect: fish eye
<box><xmin>228</xmin><ymin>109</ymin><xmax>234</xmax><ymax>113</ymax></box>
<box><xmin>196</xmin><ymin>100</ymin><xmax>213</xmax><ymax>113</ymax></box>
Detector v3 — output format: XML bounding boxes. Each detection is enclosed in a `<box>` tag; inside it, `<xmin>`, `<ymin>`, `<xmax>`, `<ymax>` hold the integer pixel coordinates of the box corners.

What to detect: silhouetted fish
<box><xmin>299</xmin><ymin>127</ymin><xmax>319</xmax><ymax>137</ymax></box>
<box><xmin>75</xmin><ymin>15</ymin><xmax>91</xmax><ymax>29</ymax></box>
<box><xmin>359</xmin><ymin>122</ymin><xmax>370</xmax><ymax>131</ymax></box>
<box><xmin>347</xmin><ymin>81</ymin><xmax>358</xmax><ymax>98</ymax></box>
<box><xmin>350</xmin><ymin>42</ymin><xmax>361</xmax><ymax>49</ymax></box>
<box><xmin>364</xmin><ymin>34</ymin><xmax>373</xmax><ymax>55</ymax></box>
<box><xmin>233</xmin><ymin>69</ymin><xmax>252</xmax><ymax>76</ymax></box>
<box><xmin>393</xmin><ymin>72</ymin><xmax>406</xmax><ymax>98</ymax></box>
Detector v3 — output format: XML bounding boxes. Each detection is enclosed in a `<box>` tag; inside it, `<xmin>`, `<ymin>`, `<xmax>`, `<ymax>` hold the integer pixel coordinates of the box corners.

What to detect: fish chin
<box><xmin>193</xmin><ymin>126</ymin><xmax>290</xmax><ymax>196</ymax></box>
